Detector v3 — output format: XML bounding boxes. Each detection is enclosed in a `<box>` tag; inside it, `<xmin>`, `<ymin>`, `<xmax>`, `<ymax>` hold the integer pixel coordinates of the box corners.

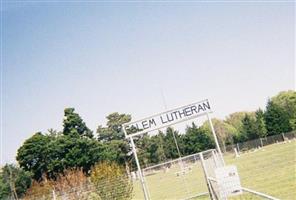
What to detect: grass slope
<box><xmin>132</xmin><ymin>140</ymin><xmax>296</xmax><ymax>200</ymax></box>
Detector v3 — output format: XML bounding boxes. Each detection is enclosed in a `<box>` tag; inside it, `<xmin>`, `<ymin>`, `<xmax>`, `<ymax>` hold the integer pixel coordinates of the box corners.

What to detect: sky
<box><xmin>1</xmin><ymin>1</ymin><xmax>295</xmax><ymax>165</ymax></box>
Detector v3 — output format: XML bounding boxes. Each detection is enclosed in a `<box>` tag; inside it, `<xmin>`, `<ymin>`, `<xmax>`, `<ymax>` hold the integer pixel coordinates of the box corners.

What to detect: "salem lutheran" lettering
<box><xmin>124</xmin><ymin>99</ymin><xmax>211</xmax><ymax>136</ymax></box>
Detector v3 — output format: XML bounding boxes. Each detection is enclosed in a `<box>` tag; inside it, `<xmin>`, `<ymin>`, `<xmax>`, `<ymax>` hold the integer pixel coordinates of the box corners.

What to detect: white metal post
<box><xmin>129</xmin><ymin>136</ymin><xmax>150</xmax><ymax>200</ymax></box>
<box><xmin>206</xmin><ymin>113</ymin><xmax>225</xmax><ymax>166</ymax></box>
<box><xmin>199</xmin><ymin>152</ymin><xmax>215</xmax><ymax>200</ymax></box>
<box><xmin>52</xmin><ymin>190</ymin><xmax>56</xmax><ymax>200</ymax></box>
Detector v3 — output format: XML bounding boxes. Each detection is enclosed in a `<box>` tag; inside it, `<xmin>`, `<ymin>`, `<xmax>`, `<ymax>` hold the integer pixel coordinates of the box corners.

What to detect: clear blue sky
<box><xmin>1</xmin><ymin>1</ymin><xmax>295</xmax><ymax>165</ymax></box>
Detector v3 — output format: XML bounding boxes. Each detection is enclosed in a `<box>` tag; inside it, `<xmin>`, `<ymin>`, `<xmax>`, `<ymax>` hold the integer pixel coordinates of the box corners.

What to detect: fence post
<box><xmin>260</xmin><ymin>138</ymin><xmax>263</xmax><ymax>147</ymax></box>
<box><xmin>281</xmin><ymin>133</ymin><xmax>285</xmax><ymax>142</ymax></box>
<box><xmin>52</xmin><ymin>190</ymin><xmax>56</xmax><ymax>200</ymax></box>
<box><xmin>199</xmin><ymin>152</ymin><xmax>215</xmax><ymax>200</ymax></box>
<box><xmin>234</xmin><ymin>147</ymin><xmax>240</xmax><ymax>158</ymax></box>
<box><xmin>236</xmin><ymin>143</ymin><xmax>240</xmax><ymax>154</ymax></box>
<box><xmin>130</xmin><ymin>136</ymin><xmax>150</xmax><ymax>200</ymax></box>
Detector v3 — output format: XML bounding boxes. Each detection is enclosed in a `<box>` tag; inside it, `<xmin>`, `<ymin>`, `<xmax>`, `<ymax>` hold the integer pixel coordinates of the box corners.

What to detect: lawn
<box><xmin>132</xmin><ymin>140</ymin><xmax>296</xmax><ymax>200</ymax></box>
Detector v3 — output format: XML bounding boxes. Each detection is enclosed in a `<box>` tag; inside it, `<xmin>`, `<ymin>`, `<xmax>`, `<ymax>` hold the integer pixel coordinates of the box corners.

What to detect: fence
<box><xmin>138</xmin><ymin>149</ymin><xmax>217</xmax><ymax>200</ymax></box>
<box><xmin>18</xmin><ymin>174</ymin><xmax>133</xmax><ymax>200</ymax></box>
<box><xmin>224</xmin><ymin>131</ymin><xmax>296</xmax><ymax>155</ymax></box>
<box><xmin>7</xmin><ymin>132</ymin><xmax>296</xmax><ymax>200</ymax></box>
<box><xmin>133</xmin><ymin>132</ymin><xmax>296</xmax><ymax>200</ymax></box>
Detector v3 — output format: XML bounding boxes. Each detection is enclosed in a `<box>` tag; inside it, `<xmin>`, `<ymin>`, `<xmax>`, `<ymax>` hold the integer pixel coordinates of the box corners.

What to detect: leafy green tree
<box><xmin>97</xmin><ymin>112</ymin><xmax>131</xmax><ymax>142</ymax></box>
<box><xmin>254</xmin><ymin>109</ymin><xmax>267</xmax><ymax>138</ymax></box>
<box><xmin>46</xmin><ymin>135</ymin><xmax>105</xmax><ymax>176</ymax></box>
<box><xmin>163</xmin><ymin>127</ymin><xmax>183</xmax><ymax>159</ymax></box>
<box><xmin>0</xmin><ymin>164</ymin><xmax>32</xmax><ymax>199</ymax></box>
<box><xmin>16</xmin><ymin>132</ymin><xmax>51</xmax><ymax>181</ymax></box>
<box><xmin>225</xmin><ymin>112</ymin><xmax>254</xmax><ymax>134</ymax></box>
<box><xmin>97</xmin><ymin>112</ymin><xmax>133</xmax><ymax>173</ymax></box>
<box><xmin>135</xmin><ymin>134</ymin><xmax>152</xmax><ymax>168</ymax></box>
<box><xmin>272</xmin><ymin>91</ymin><xmax>296</xmax><ymax>113</ymax></box>
<box><xmin>100</xmin><ymin>140</ymin><xmax>131</xmax><ymax>166</ymax></box>
<box><xmin>17</xmin><ymin>132</ymin><xmax>105</xmax><ymax>181</ymax></box>
<box><xmin>0</xmin><ymin>175</ymin><xmax>10</xmax><ymax>199</ymax></box>
<box><xmin>264</xmin><ymin>100</ymin><xmax>292</xmax><ymax>135</ymax></box>
<box><xmin>241</xmin><ymin>114</ymin><xmax>257</xmax><ymax>140</ymax></box>
<box><xmin>202</xmin><ymin>118</ymin><xmax>237</xmax><ymax>151</ymax></box>
<box><xmin>63</xmin><ymin>108</ymin><xmax>93</xmax><ymax>138</ymax></box>
<box><xmin>271</xmin><ymin>90</ymin><xmax>296</xmax><ymax>130</ymax></box>
<box><xmin>183</xmin><ymin>123</ymin><xmax>215</xmax><ymax>155</ymax></box>
<box><xmin>147</xmin><ymin>133</ymin><xmax>167</xmax><ymax>164</ymax></box>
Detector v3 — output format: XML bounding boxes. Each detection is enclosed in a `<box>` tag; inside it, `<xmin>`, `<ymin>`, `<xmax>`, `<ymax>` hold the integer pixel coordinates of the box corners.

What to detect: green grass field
<box><xmin>132</xmin><ymin>140</ymin><xmax>296</xmax><ymax>200</ymax></box>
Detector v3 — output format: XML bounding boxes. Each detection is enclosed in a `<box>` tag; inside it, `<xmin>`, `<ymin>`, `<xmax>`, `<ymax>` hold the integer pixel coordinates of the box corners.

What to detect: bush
<box><xmin>23</xmin><ymin>169</ymin><xmax>92</xmax><ymax>200</ymax></box>
<box><xmin>90</xmin><ymin>162</ymin><xmax>133</xmax><ymax>200</ymax></box>
<box><xmin>23</xmin><ymin>180</ymin><xmax>53</xmax><ymax>200</ymax></box>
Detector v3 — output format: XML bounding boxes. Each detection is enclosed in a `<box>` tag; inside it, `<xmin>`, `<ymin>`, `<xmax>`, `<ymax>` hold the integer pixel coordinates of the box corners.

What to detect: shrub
<box><xmin>24</xmin><ymin>169</ymin><xmax>92</xmax><ymax>200</ymax></box>
<box><xmin>90</xmin><ymin>162</ymin><xmax>133</xmax><ymax>200</ymax></box>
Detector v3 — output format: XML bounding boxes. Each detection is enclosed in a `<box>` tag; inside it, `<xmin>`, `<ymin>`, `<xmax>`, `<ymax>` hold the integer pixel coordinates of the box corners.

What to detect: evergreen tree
<box><xmin>241</xmin><ymin>114</ymin><xmax>257</xmax><ymax>140</ymax></box>
<box><xmin>97</xmin><ymin>112</ymin><xmax>131</xmax><ymax>142</ymax></box>
<box><xmin>254</xmin><ymin>109</ymin><xmax>267</xmax><ymax>138</ymax></box>
<box><xmin>183</xmin><ymin>123</ymin><xmax>215</xmax><ymax>155</ymax></box>
<box><xmin>0</xmin><ymin>164</ymin><xmax>32</xmax><ymax>199</ymax></box>
<box><xmin>164</xmin><ymin>127</ymin><xmax>183</xmax><ymax>159</ymax></box>
<box><xmin>63</xmin><ymin>108</ymin><xmax>93</xmax><ymax>138</ymax></box>
<box><xmin>264</xmin><ymin>100</ymin><xmax>291</xmax><ymax>135</ymax></box>
<box><xmin>271</xmin><ymin>91</ymin><xmax>296</xmax><ymax>131</ymax></box>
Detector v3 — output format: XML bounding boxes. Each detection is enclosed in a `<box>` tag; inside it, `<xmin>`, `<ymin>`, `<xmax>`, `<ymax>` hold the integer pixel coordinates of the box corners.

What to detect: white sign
<box><xmin>215</xmin><ymin>165</ymin><xmax>242</xmax><ymax>199</ymax></box>
<box><xmin>123</xmin><ymin>99</ymin><xmax>212</xmax><ymax>137</ymax></box>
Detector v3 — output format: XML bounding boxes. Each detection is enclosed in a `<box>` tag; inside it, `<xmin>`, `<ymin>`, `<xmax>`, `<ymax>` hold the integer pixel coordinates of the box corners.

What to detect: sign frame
<box><xmin>122</xmin><ymin>99</ymin><xmax>224</xmax><ymax>200</ymax></box>
<box><xmin>122</xmin><ymin>99</ymin><xmax>212</xmax><ymax>138</ymax></box>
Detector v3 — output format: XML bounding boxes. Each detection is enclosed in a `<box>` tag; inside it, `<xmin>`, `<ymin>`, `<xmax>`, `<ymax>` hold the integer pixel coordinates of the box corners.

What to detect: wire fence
<box><xmin>224</xmin><ymin>131</ymin><xmax>296</xmax><ymax>154</ymax></box>
<box><xmin>134</xmin><ymin>132</ymin><xmax>296</xmax><ymax>200</ymax></box>
<box><xmin>18</xmin><ymin>174</ymin><xmax>133</xmax><ymax>200</ymax></box>
<box><xmin>5</xmin><ymin>131</ymin><xmax>296</xmax><ymax>200</ymax></box>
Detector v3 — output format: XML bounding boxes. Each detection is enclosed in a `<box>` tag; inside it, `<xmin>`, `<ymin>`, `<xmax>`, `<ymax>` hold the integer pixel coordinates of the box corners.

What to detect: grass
<box><xmin>132</xmin><ymin>140</ymin><xmax>296</xmax><ymax>200</ymax></box>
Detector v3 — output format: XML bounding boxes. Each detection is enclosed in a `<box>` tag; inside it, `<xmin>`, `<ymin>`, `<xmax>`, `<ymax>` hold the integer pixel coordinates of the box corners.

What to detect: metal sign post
<box><xmin>129</xmin><ymin>137</ymin><xmax>150</xmax><ymax>200</ymax></box>
<box><xmin>199</xmin><ymin>152</ymin><xmax>215</xmax><ymax>200</ymax></box>
<box><xmin>206</xmin><ymin>113</ymin><xmax>225</xmax><ymax>166</ymax></box>
<box><xmin>122</xmin><ymin>99</ymin><xmax>225</xmax><ymax>199</ymax></box>
<box><xmin>122</xmin><ymin>126</ymin><xmax>150</xmax><ymax>200</ymax></box>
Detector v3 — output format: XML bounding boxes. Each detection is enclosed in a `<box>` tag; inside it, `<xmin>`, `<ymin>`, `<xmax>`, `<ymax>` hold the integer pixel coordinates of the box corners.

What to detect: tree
<box><xmin>100</xmin><ymin>140</ymin><xmax>131</xmax><ymax>166</ymax></box>
<box><xmin>183</xmin><ymin>123</ymin><xmax>215</xmax><ymax>155</ymax></box>
<box><xmin>264</xmin><ymin>100</ymin><xmax>291</xmax><ymax>135</ymax></box>
<box><xmin>225</xmin><ymin>112</ymin><xmax>254</xmax><ymax>134</ymax></box>
<box><xmin>272</xmin><ymin>91</ymin><xmax>296</xmax><ymax>114</ymax></box>
<box><xmin>17</xmin><ymin>132</ymin><xmax>105</xmax><ymax>181</ymax></box>
<box><xmin>202</xmin><ymin>118</ymin><xmax>237</xmax><ymax>151</ymax></box>
<box><xmin>90</xmin><ymin>161</ymin><xmax>133</xmax><ymax>200</ymax></box>
<box><xmin>146</xmin><ymin>133</ymin><xmax>166</xmax><ymax>164</ymax></box>
<box><xmin>16</xmin><ymin>132</ymin><xmax>51</xmax><ymax>181</ymax></box>
<box><xmin>163</xmin><ymin>127</ymin><xmax>184</xmax><ymax>159</ymax></box>
<box><xmin>135</xmin><ymin>134</ymin><xmax>152</xmax><ymax>168</ymax></box>
<box><xmin>63</xmin><ymin>108</ymin><xmax>93</xmax><ymax>138</ymax></box>
<box><xmin>97</xmin><ymin>112</ymin><xmax>133</xmax><ymax>174</ymax></box>
<box><xmin>0</xmin><ymin>164</ymin><xmax>32</xmax><ymax>199</ymax></box>
<box><xmin>0</xmin><ymin>175</ymin><xmax>10</xmax><ymax>199</ymax></box>
<box><xmin>45</xmin><ymin>135</ymin><xmax>105</xmax><ymax>176</ymax></box>
<box><xmin>241</xmin><ymin>114</ymin><xmax>257</xmax><ymax>140</ymax></box>
<box><xmin>254</xmin><ymin>109</ymin><xmax>267</xmax><ymax>138</ymax></box>
<box><xmin>271</xmin><ymin>90</ymin><xmax>296</xmax><ymax>131</ymax></box>
<box><xmin>97</xmin><ymin>112</ymin><xmax>131</xmax><ymax>142</ymax></box>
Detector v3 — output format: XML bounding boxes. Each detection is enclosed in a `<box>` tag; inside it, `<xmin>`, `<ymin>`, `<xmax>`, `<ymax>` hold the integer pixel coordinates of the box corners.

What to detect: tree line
<box><xmin>0</xmin><ymin>90</ymin><xmax>295</xmax><ymax>199</ymax></box>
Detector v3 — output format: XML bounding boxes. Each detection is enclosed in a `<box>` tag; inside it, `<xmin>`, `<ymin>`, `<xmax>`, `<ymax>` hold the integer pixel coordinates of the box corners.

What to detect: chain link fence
<box><xmin>224</xmin><ymin>131</ymin><xmax>296</xmax><ymax>154</ymax></box>
<box><xmin>4</xmin><ymin>132</ymin><xmax>295</xmax><ymax>200</ymax></box>
<box><xmin>133</xmin><ymin>132</ymin><xmax>296</xmax><ymax>200</ymax></box>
